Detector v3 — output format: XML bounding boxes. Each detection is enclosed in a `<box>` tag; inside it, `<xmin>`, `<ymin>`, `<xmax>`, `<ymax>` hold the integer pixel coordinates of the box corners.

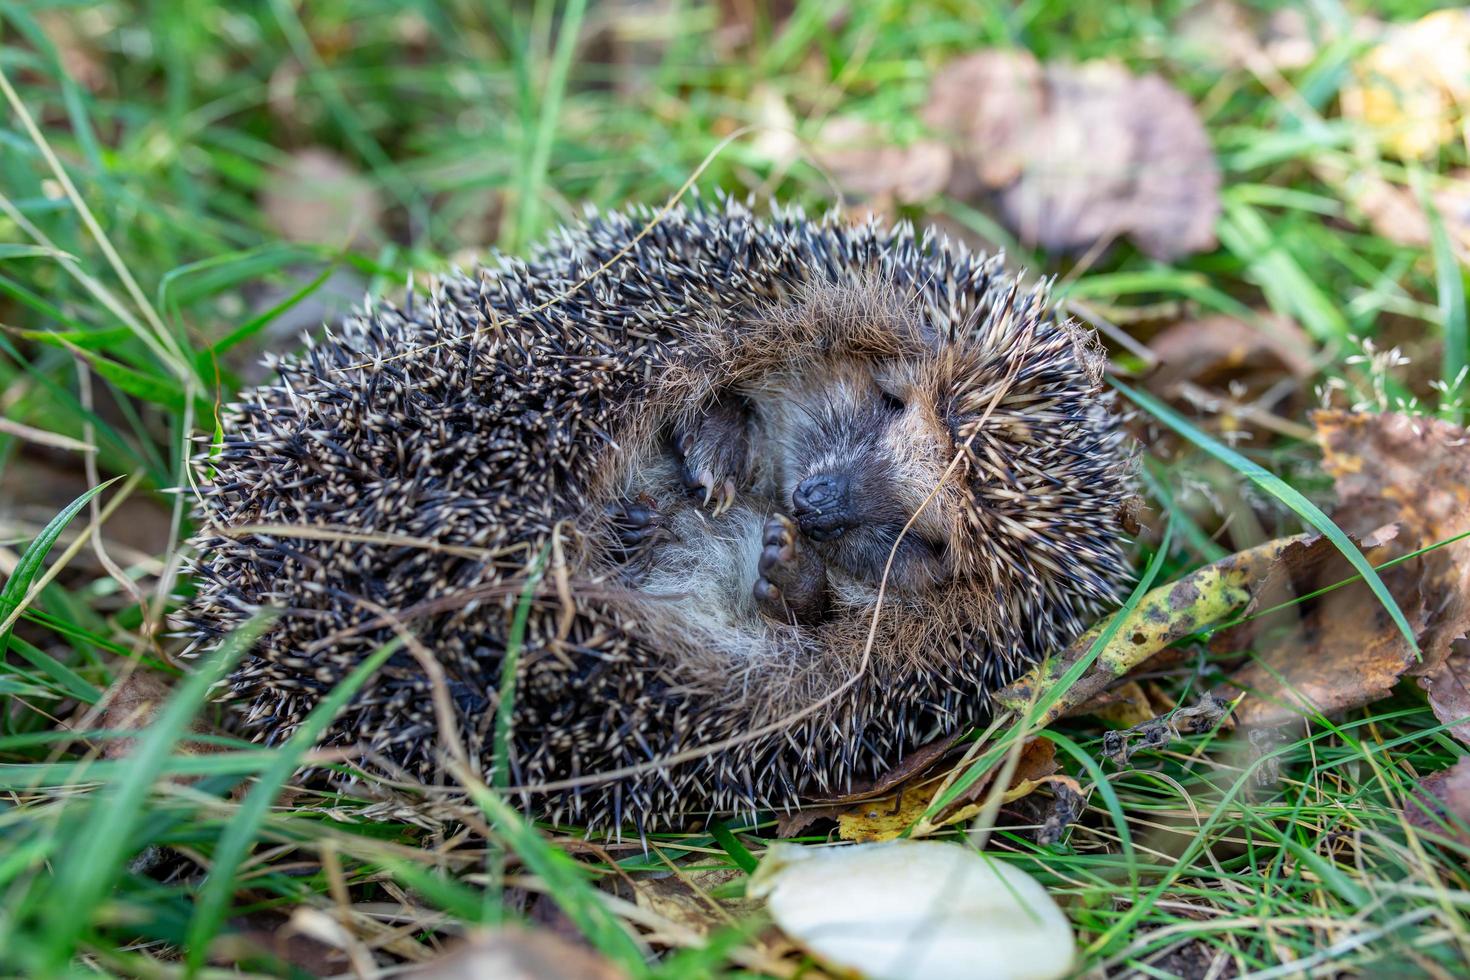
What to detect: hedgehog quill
<box><xmin>184</xmin><ymin>202</ymin><xmax>1135</xmax><ymax>834</ymax></box>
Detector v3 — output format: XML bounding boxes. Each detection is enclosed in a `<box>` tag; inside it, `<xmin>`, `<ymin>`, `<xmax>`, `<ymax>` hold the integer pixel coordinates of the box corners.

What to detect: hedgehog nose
<box><xmin>795</xmin><ymin>474</ymin><xmax>846</xmax><ymax>509</ymax></box>
<box><xmin>792</xmin><ymin>473</ymin><xmax>851</xmax><ymax>541</ymax></box>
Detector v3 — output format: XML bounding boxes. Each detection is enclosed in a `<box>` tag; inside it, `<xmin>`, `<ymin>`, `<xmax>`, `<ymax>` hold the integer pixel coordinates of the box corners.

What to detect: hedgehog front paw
<box><xmin>672</xmin><ymin>397</ymin><xmax>751</xmax><ymax>516</ymax></box>
<box><xmin>605</xmin><ymin>495</ymin><xmax>670</xmax><ymax>560</ymax></box>
<box><xmin>754</xmin><ymin>514</ymin><xmax>829</xmax><ymax>625</ymax></box>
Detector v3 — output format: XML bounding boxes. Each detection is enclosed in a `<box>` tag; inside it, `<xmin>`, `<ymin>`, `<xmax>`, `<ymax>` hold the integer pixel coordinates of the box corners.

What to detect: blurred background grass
<box><xmin>2</xmin><ymin>0</ymin><xmax>1469</xmax><ymax>976</ymax></box>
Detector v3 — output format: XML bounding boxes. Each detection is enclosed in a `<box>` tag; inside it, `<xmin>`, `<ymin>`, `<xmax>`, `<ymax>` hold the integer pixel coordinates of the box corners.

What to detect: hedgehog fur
<box><xmin>184</xmin><ymin>200</ymin><xmax>1135</xmax><ymax>833</ymax></box>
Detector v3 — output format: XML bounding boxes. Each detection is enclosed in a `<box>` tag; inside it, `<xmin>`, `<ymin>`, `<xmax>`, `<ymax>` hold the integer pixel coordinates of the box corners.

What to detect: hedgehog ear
<box><xmin>915</xmin><ymin>313</ymin><xmax>947</xmax><ymax>350</ymax></box>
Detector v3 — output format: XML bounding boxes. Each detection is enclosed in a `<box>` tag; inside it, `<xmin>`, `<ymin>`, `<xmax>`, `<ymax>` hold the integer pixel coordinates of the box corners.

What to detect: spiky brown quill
<box><xmin>184</xmin><ymin>201</ymin><xmax>1134</xmax><ymax>833</ymax></box>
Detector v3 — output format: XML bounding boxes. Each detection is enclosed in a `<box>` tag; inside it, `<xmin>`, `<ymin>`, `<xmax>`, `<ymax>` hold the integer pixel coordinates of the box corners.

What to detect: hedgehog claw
<box><xmin>713</xmin><ymin>479</ymin><xmax>736</xmax><ymax>516</ymax></box>
<box><xmin>755</xmin><ymin>514</ymin><xmax>829</xmax><ymax>624</ymax></box>
<box><xmin>672</xmin><ymin>397</ymin><xmax>753</xmax><ymax>515</ymax></box>
<box><xmin>680</xmin><ymin>463</ymin><xmax>737</xmax><ymax>516</ymax></box>
<box><xmin>759</xmin><ymin>515</ymin><xmax>798</xmax><ymax>571</ymax></box>
<box><xmin>606</xmin><ymin>496</ymin><xmax>668</xmax><ymax>559</ymax></box>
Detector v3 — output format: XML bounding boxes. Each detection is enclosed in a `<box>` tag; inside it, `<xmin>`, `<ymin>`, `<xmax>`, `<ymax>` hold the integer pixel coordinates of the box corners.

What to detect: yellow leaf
<box><xmin>1342</xmin><ymin>11</ymin><xmax>1470</xmax><ymax>159</ymax></box>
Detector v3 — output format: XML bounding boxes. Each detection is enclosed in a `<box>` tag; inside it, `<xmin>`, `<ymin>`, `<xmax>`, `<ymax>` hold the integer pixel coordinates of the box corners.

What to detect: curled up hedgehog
<box><xmin>184</xmin><ymin>201</ymin><xmax>1136</xmax><ymax>834</ymax></box>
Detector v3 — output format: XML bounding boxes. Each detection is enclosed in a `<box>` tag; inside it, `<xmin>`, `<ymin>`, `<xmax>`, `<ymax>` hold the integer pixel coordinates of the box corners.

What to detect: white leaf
<box><xmin>749</xmin><ymin>839</ymin><xmax>1076</xmax><ymax>980</ymax></box>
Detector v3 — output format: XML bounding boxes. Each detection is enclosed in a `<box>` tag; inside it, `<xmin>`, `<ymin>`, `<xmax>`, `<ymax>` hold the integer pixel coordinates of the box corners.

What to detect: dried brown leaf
<box><xmin>926</xmin><ymin>52</ymin><xmax>1220</xmax><ymax>260</ymax></box>
<box><xmin>1174</xmin><ymin>0</ymin><xmax>1319</xmax><ymax>72</ymax></box>
<box><xmin>923</xmin><ymin>50</ymin><xmax>1043</xmax><ymax>190</ymax></box>
<box><xmin>818</xmin><ymin>730</ymin><xmax>962</xmax><ymax>804</ymax></box>
<box><xmin>1219</xmin><ymin>530</ymin><xmax>1429</xmax><ymax>728</ymax></box>
<box><xmin>1329</xmin><ymin>166</ymin><xmax>1470</xmax><ymax>266</ymax></box>
<box><xmin>630</xmin><ymin>867</ymin><xmax>759</xmax><ymax>939</ymax></box>
<box><xmin>410</xmin><ymin>926</ymin><xmax>625</xmax><ymax>980</ymax></box>
<box><xmin>812</xmin><ymin>115</ymin><xmax>952</xmax><ymax>208</ymax></box>
<box><xmin>1148</xmin><ymin>314</ymin><xmax>1316</xmax><ymax>393</ymax></box>
<box><xmin>835</xmin><ymin>737</ymin><xmax>1056</xmax><ymax>842</ymax></box>
<box><xmin>1315</xmin><ymin>411</ymin><xmax>1470</xmax><ymax>741</ymax></box>
<box><xmin>101</xmin><ymin>671</ymin><xmax>185</xmax><ymax>760</ymax></box>
<box><xmin>775</xmin><ymin>731</ymin><xmax>962</xmax><ymax>836</ymax></box>
<box><xmin>212</xmin><ymin>912</ymin><xmax>351</xmax><ymax>975</ymax></box>
<box><xmin>1405</xmin><ymin>757</ymin><xmax>1470</xmax><ymax>852</ymax></box>
<box><xmin>262</xmin><ymin>148</ymin><xmax>383</xmax><ymax>251</ymax></box>
<box><xmin>1079</xmin><ymin>679</ymin><xmax>1160</xmax><ymax>729</ymax></box>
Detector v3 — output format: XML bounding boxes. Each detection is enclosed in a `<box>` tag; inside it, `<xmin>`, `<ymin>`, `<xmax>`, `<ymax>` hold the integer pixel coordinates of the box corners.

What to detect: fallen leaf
<box><xmin>926</xmin><ymin>52</ymin><xmax>1220</xmax><ymax>260</ymax></box>
<box><xmin>995</xmin><ymin>534</ymin><xmax>1314</xmax><ymax>725</ymax></box>
<box><xmin>776</xmin><ymin>732</ymin><xmax>962</xmax><ymax>836</ymax></box>
<box><xmin>211</xmin><ymin>912</ymin><xmax>351</xmax><ymax>975</ymax></box>
<box><xmin>923</xmin><ymin>51</ymin><xmax>1043</xmax><ymax>191</ymax></box>
<box><xmin>1405</xmin><ymin>757</ymin><xmax>1470</xmax><ymax>851</ymax></box>
<box><xmin>1147</xmin><ymin>313</ymin><xmax>1319</xmax><ymax>443</ymax></box>
<box><xmin>749</xmin><ymin>840</ymin><xmax>1076</xmax><ymax>980</ymax></box>
<box><xmin>1174</xmin><ymin>0</ymin><xmax>1319</xmax><ymax>72</ymax></box>
<box><xmin>262</xmin><ymin>148</ymin><xmax>383</xmax><ymax>251</ymax></box>
<box><xmin>101</xmin><ymin>670</ymin><xmax>220</xmax><ymax>760</ymax></box>
<box><xmin>1220</xmin><ymin>532</ymin><xmax>1430</xmax><ymax>728</ymax></box>
<box><xmin>791</xmin><ymin>763</ymin><xmax>957</xmax><ymax>842</ymax></box>
<box><xmin>1326</xmin><ymin>165</ymin><xmax>1470</xmax><ymax>265</ymax></box>
<box><xmin>818</xmin><ymin>731</ymin><xmax>962</xmax><ymax>805</ymax></box>
<box><xmin>410</xmin><ymin>926</ymin><xmax>625</xmax><ymax>980</ymax></box>
<box><xmin>812</xmin><ymin>115</ymin><xmax>952</xmax><ymax>208</ymax></box>
<box><xmin>630</xmin><ymin>867</ymin><xmax>759</xmax><ymax>939</ymax></box>
<box><xmin>835</xmin><ymin>738</ymin><xmax>1057</xmax><ymax>843</ymax></box>
<box><xmin>1341</xmin><ymin>10</ymin><xmax>1470</xmax><ymax>159</ymax></box>
<box><xmin>1314</xmin><ymin>411</ymin><xmax>1470</xmax><ymax>742</ymax></box>
<box><xmin>1149</xmin><ymin>314</ymin><xmax>1316</xmax><ymax>393</ymax></box>
<box><xmin>1080</xmin><ymin>679</ymin><xmax>1160</xmax><ymax>729</ymax></box>
<box><xmin>1430</xmin><ymin>641</ymin><xmax>1470</xmax><ymax>744</ymax></box>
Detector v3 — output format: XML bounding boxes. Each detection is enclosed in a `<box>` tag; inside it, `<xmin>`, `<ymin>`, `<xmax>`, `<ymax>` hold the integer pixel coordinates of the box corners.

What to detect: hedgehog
<box><xmin>184</xmin><ymin>200</ymin><xmax>1135</xmax><ymax>834</ymax></box>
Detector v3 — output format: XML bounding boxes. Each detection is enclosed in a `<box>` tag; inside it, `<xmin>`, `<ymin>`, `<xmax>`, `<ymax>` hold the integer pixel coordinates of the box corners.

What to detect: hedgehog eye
<box><xmin>879</xmin><ymin>389</ymin><xmax>905</xmax><ymax>414</ymax></box>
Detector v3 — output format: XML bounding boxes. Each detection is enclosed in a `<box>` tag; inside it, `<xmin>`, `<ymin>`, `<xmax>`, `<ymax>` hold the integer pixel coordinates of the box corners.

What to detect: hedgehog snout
<box><xmin>792</xmin><ymin>472</ymin><xmax>852</xmax><ymax>541</ymax></box>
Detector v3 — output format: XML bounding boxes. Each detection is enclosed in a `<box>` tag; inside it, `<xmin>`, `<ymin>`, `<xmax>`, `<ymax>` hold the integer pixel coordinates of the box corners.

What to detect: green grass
<box><xmin>2</xmin><ymin>0</ymin><xmax>1469</xmax><ymax>976</ymax></box>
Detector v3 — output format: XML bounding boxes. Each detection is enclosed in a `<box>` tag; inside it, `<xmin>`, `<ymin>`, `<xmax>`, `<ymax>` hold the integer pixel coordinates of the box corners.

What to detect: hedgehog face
<box><xmin>758</xmin><ymin>359</ymin><xmax>962</xmax><ymax>594</ymax></box>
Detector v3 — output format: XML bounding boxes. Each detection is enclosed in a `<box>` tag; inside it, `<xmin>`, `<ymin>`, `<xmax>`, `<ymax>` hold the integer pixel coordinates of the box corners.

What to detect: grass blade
<box><xmin>1219</xmin><ymin>196</ymin><xmax>1350</xmax><ymax>343</ymax></box>
<box><xmin>209</xmin><ymin>261</ymin><xmax>339</xmax><ymax>356</ymax></box>
<box><xmin>924</xmin><ymin>518</ymin><xmax>1174</xmax><ymax>819</ymax></box>
<box><xmin>510</xmin><ymin>0</ymin><xmax>588</xmax><ymax>251</ymax></box>
<box><xmin>7</xmin><ymin>636</ymin><xmax>100</xmax><ymax>705</ymax></box>
<box><xmin>1414</xmin><ymin>169</ymin><xmax>1468</xmax><ymax>419</ymax></box>
<box><xmin>183</xmin><ymin>638</ymin><xmax>402</xmax><ymax>972</ymax></box>
<box><xmin>0</xmin><ymin>477</ymin><xmax>119</xmax><ymax>654</ymax></box>
<box><xmin>463</xmin><ymin>778</ymin><xmax>648</xmax><ymax>975</ymax></box>
<box><xmin>37</xmin><ymin>615</ymin><xmax>271</xmax><ymax>972</ymax></box>
<box><xmin>709</xmin><ymin>821</ymin><xmax>759</xmax><ymax>874</ymax></box>
<box><xmin>1112</xmin><ymin>379</ymin><xmax>1418</xmax><ymax>652</ymax></box>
